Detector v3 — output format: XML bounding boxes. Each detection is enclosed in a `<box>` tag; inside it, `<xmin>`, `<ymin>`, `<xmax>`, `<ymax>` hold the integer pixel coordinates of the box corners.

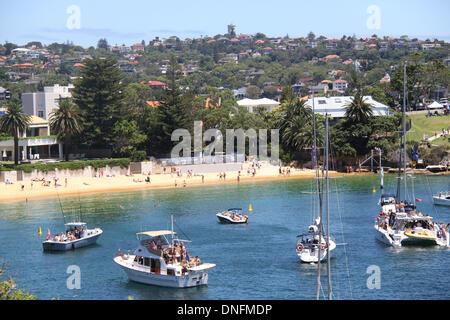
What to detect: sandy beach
<box><xmin>0</xmin><ymin>164</ymin><xmax>353</xmax><ymax>203</ymax></box>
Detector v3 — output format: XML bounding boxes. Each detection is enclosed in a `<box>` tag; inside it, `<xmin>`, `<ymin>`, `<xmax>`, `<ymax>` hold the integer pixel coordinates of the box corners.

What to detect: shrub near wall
<box><xmin>1</xmin><ymin>159</ymin><xmax>131</xmax><ymax>173</ymax></box>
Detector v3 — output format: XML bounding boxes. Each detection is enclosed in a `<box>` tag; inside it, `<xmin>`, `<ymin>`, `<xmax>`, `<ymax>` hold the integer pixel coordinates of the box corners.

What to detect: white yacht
<box><xmin>374</xmin><ymin>61</ymin><xmax>449</xmax><ymax>248</ymax></box>
<box><xmin>374</xmin><ymin>210</ymin><xmax>449</xmax><ymax>248</ymax></box>
<box><xmin>296</xmin><ymin>218</ymin><xmax>337</xmax><ymax>263</ymax></box>
<box><xmin>114</xmin><ymin>221</ymin><xmax>215</xmax><ymax>288</ymax></box>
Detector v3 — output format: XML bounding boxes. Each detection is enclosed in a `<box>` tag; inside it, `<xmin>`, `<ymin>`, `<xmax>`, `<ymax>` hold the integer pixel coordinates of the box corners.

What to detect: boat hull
<box><xmin>114</xmin><ymin>256</ymin><xmax>210</xmax><ymax>288</ymax></box>
<box><xmin>43</xmin><ymin>230</ymin><xmax>102</xmax><ymax>251</ymax></box>
<box><xmin>297</xmin><ymin>240</ymin><xmax>336</xmax><ymax>263</ymax></box>
<box><xmin>433</xmin><ymin>196</ymin><xmax>450</xmax><ymax>206</ymax></box>
<box><xmin>216</xmin><ymin>214</ymin><xmax>247</xmax><ymax>224</ymax></box>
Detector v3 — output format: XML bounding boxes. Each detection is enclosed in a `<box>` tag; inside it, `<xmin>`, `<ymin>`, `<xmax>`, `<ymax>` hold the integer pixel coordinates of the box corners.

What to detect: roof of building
<box><xmin>237</xmin><ymin>98</ymin><xmax>280</xmax><ymax>107</ymax></box>
<box><xmin>29</xmin><ymin>115</ymin><xmax>48</xmax><ymax>125</ymax></box>
<box><xmin>305</xmin><ymin>96</ymin><xmax>391</xmax><ymax>118</ymax></box>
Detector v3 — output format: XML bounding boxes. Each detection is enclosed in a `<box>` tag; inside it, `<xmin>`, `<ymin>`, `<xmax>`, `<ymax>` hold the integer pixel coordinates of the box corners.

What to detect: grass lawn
<box><xmin>407</xmin><ymin>113</ymin><xmax>450</xmax><ymax>145</ymax></box>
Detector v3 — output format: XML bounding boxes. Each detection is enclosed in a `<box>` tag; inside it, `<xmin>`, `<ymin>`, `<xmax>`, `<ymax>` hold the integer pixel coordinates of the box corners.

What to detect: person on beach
<box><xmin>65</xmin><ymin>178</ymin><xmax>68</xmax><ymax>187</ymax></box>
<box><xmin>21</xmin><ymin>184</ymin><xmax>24</xmax><ymax>191</ymax></box>
<box><xmin>202</xmin><ymin>175</ymin><xmax>204</xmax><ymax>183</ymax></box>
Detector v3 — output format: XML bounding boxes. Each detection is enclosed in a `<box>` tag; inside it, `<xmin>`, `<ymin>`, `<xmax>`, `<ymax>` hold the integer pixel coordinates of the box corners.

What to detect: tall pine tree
<box><xmin>72</xmin><ymin>57</ymin><xmax>124</xmax><ymax>149</ymax></box>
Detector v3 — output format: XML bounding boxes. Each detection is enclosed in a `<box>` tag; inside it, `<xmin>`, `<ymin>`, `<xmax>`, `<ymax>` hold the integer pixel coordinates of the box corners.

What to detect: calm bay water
<box><xmin>0</xmin><ymin>174</ymin><xmax>449</xmax><ymax>300</ymax></box>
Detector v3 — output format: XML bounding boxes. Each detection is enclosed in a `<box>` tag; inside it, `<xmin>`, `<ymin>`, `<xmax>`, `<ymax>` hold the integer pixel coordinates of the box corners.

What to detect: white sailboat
<box><xmin>374</xmin><ymin>61</ymin><xmax>450</xmax><ymax>248</ymax></box>
<box><xmin>296</xmin><ymin>108</ymin><xmax>336</xmax><ymax>263</ymax></box>
<box><xmin>114</xmin><ymin>216</ymin><xmax>215</xmax><ymax>288</ymax></box>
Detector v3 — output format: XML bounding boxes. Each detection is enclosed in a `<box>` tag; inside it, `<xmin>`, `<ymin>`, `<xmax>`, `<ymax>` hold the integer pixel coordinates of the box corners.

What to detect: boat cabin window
<box><xmin>134</xmin><ymin>256</ymin><xmax>144</xmax><ymax>265</ymax></box>
<box><xmin>144</xmin><ymin>257</ymin><xmax>150</xmax><ymax>267</ymax></box>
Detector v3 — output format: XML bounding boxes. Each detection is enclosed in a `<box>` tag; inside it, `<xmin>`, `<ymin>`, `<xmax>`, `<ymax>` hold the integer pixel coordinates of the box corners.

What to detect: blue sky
<box><xmin>1</xmin><ymin>0</ymin><xmax>449</xmax><ymax>47</ymax></box>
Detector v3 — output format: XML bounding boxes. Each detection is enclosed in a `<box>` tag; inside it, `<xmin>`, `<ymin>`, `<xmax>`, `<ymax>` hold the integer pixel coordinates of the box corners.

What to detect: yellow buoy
<box><xmin>373</xmin><ymin>186</ymin><xmax>376</xmax><ymax>193</ymax></box>
<box><xmin>249</xmin><ymin>204</ymin><xmax>253</xmax><ymax>212</ymax></box>
<box><xmin>38</xmin><ymin>226</ymin><xmax>42</xmax><ymax>236</ymax></box>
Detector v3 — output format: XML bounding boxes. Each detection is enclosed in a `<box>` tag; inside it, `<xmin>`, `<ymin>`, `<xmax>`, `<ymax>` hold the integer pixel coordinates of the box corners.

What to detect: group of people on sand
<box><xmin>279</xmin><ymin>167</ymin><xmax>291</xmax><ymax>175</ymax></box>
<box><xmin>52</xmin><ymin>227</ymin><xmax>85</xmax><ymax>242</ymax></box>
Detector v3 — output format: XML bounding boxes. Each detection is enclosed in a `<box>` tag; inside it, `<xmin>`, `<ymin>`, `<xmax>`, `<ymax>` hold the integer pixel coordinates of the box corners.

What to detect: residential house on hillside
<box><xmin>332</xmin><ymin>79</ymin><xmax>348</xmax><ymax>93</ymax></box>
<box><xmin>0</xmin><ymin>115</ymin><xmax>63</xmax><ymax>161</ymax></box>
<box><xmin>237</xmin><ymin>98</ymin><xmax>280</xmax><ymax>113</ymax></box>
<box><xmin>326</xmin><ymin>39</ymin><xmax>339</xmax><ymax>50</ymax></box>
<box><xmin>131</xmin><ymin>43</ymin><xmax>145</xmax><ymax>52</ymax></box>
<box><xmin>21</xmin><ymin>84</ymin><xmax>74</xmax><ymax>120</ymax></box>
<box><xmin>305</xmin><ymin>96</ymin><xmax>391</xmax><ymax>118</ymax></box>
<box><xmin>309</xmin><ymin>83</ymin><xmax>329</xmax><ymax>95</ymax></box>
<box><xmin>142</xmin><ymin>80</ymin><xmax>168</xmax><ymax>90</ymax></box>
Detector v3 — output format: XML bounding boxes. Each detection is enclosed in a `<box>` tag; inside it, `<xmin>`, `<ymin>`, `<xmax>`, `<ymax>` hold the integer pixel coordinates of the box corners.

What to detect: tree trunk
<box><xmin>64</xmin><ymin>135</ymin><xmax>70</xmax><ymax>162</ymax></box>
<box><xmin>14</xmin><ymin>135</ymin><xmax>19</xmax><ymax>165</ymax></box>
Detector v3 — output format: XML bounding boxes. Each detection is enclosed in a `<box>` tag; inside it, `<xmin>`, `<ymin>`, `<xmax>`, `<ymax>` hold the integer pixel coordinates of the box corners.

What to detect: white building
<box><xmin>237</xmin><ymin>98</ymin><xmax>280</xmax><ymax>113</ymax></box>
<box><xmin>332</xmin><ymin>80</ymin><xmax>348</xmax><ymax>93</ymax></box>
<box><xmin>305</xmin><ymin>96</ymin><xmax>391</xmax><ymax>118</ymax></box>
<box><xmin>21</xmin><ymin>84</ymin><xmax>74</xmax><ymax>120</ymax></box>
<box><xmin>0</xmin><ymin>115</ymin><xmax>63</xmax><ymax>161</ymax></box>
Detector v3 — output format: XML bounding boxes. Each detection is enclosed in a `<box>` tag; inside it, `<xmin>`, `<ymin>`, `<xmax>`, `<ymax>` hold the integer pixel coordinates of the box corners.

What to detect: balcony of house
<box><xmin>0</xmin><ymin>116</ymin><xmax>63</xmax><ymax>162</ymax></box>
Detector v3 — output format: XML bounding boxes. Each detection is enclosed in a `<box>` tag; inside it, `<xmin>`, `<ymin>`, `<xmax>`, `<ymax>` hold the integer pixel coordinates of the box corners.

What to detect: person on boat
<box><xmin>181</xmin><ymin>260</ymin><xmax>189</xmax><ymax>274</ymax></box>
<box><xmin>53</xmin><ymin>234</ymin><xmax>60</xmax><ymax>242</ymax></box>
<box><xmin>79</xmin><ymin>228</ymin><xmax>86</xmax><ymax>238</ymax></box>
<box><xmin>156</xmin><ymin>236</ymin><xmax>162</xmax><ymax>249</ymax></box>
<box><xmin>74</xmin><ymin>227</ymin><xmax>80</xmax><ymax>239</ymax></box>
<box><xmin>60</xmin><ymin>232</ymin><xmax>67</xmax><ymax>241</ymax></box>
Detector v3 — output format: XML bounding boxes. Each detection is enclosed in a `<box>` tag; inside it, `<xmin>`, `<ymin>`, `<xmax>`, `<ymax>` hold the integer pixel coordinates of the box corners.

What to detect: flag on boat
<box><xmin>46</xmin><ymin>229</ymin><xmax>51</xmax><ymax>240</ymax></box>
<box><xmin>416</xmin><ymin>198</ymin><xmax>422</xmax><ymax>202</ymax></box>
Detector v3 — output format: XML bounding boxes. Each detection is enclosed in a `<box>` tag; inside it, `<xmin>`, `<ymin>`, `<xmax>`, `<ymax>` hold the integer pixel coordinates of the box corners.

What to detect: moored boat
<box><xmin>216</xmin><ymin>208</ymin><xmax>248</xmax><ymax>224</ymax></box>
<box><xmin>42</xmin><ymin>222</ymin><xmax>103</xmax><ymax>251</ymax></box>
<box><xmin>114</xmin><ymin>217</ymin><xmax>215</xmax><ymax>288</ymax></box>
<box><xmin>433</xmin><ymin>188</ymin><xmax>450</xmax><ymax>206</ymax></box>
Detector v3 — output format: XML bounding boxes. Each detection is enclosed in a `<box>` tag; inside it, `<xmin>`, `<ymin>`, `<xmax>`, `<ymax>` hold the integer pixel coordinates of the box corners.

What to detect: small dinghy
<box><xmin>216</xmin><ymin>208</ymin><xmax>248</xmax><ymax>224</ymax></box>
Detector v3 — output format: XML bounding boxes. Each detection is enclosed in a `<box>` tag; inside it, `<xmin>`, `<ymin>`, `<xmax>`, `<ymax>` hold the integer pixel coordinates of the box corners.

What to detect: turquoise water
<box><xmin>0</xmin><ymin>174</ymin><xmax>449</xmax><ymax>300</ymax></box>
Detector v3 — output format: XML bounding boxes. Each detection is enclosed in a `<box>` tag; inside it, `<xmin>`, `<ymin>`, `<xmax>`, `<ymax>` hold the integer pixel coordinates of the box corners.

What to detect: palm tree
<box><xmin>0</xmin><ymin>102</ymin><xmax>31</xmax><ymax>165</ymax></box>
<box><xmin>49</xmin><ymin>99</ymin><xmax>83</xmax><ymax>161</ymax></box>
<box><xmin>344</xmin><ymin>92</ymin><xmax>374</xmax><ymax>124</ymax></box>
<box><xmin>278</xmin><ymin>98</ymin><xmax>322</xmax><ymax>153</ymax></box>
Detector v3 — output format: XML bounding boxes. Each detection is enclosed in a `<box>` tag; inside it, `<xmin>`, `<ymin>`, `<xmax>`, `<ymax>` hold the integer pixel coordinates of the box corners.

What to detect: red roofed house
<box><xmin>146</xmin><ymin>101</ymin><xmax>162</xmax><ymax>108</ymax></box>
<box><xmin>131</xmin><ymin>43</ymin><xmax>145</xmax><ymax>52</ymax></box>
<box><xmin>143</xmin><ymin>81</ymin><xmax>168</xmax><ymax>90</ymax></box>
<box><xmin>333</xmin><ymin>79</ymin><xmax>348</xmax><ymax>92</ymax></box>
<box><xmin>325</xmin><ymin>55</ymin><xmax>340</xmax><ymax>61</ymax></box>
<box><xmin>255</xmin><ymin>40</ymin><xmax>265</xmax><ymax>44</ymax></box>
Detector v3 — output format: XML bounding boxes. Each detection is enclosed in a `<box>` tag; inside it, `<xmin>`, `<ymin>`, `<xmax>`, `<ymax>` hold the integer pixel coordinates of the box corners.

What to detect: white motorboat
<box><xmin>114</xmin><ymin>218</ymin><xmax>215</xmax><ymax>288</ymax></box>
<box><xmin>216</xmin><ymin>208</ymin><xmax>248</xmax><ymax>224</ymax></box>
<box><xmin>42</xmin><ymin>222</ymin><xmax>103</xmax><ymax>251</ymax></box>
<box><xmin>296</xmin><ymin>218</ymin><xmax>337</xmax><ymax>263</ymax></box>
<box><xmin>433</xmin><ymin>190</ymin><xmax>450</xmax><ymax>206</ymax></box>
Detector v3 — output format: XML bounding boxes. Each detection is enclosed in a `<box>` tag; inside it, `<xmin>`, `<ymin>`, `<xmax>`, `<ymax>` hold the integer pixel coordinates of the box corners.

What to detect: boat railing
<box><xmin>115</xmin><ymin>249</ymin><xmax>134</xmax><ymax>258</ymax></box>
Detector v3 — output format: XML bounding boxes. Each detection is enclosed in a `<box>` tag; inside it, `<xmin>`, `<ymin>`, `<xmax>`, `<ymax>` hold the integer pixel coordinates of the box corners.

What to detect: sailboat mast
<box><xmin>325</xmin><ymin>113</ymin><xmax>332</xmax><ymax>300</ymax></box>
<box><xmin>403</xmin><ymin>61</ymin><xmax>408</xmax><ymax>203</ymax></box>
<box><xmin>312</xmin><ymin>92</ymin><xmax>322</xmax><ymax>300</ymax></box>
<box><xmin>171</xmin><ymin>215</ymin><xmax>175</xmax><ymax>248</ymax></box>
